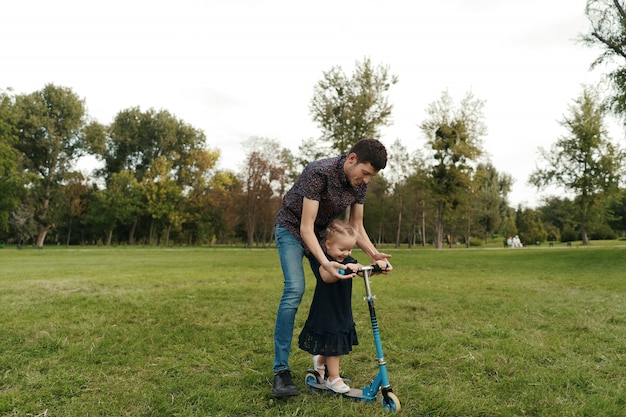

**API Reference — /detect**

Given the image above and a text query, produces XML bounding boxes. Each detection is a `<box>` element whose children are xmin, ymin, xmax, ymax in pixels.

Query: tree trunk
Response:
<box><xmin>66</xmin><ymin>218</ymin><xmax>72</xmax><ymax>246</ymax></box>
<box><xmin>149</xmin><ymin>219</ymin><xmax>156</xmax><ymax>245</ymax></box>
<box><xmin>421</xmin><ymin>207</ymin><xmax>426</xmax><ymax>247</ymax></box>
<box><xmin>435</xmin><ymin>205</ymin><xmax>444</xmax><ymax>249</ymax></box>
<box><xmin>36</xmin><ymin>225</ymin><xmax>50</xmax><ymax>248</ymax></box>
<box><xmin>165</xmin><ymin>224</ymin><xmax>171</xmax><ymax>246</ymax></box>
<box><xmin>106</xmin><ymin>229</ymin><xmax>113</xmax><ymax>246</ymax></box>
<box><xmin>395</xmin><ymin>195</ymin><xmax>402</xmax><ymax>249</ymax></box>
<box><xmin>129</xmin><ymin>216</ymin><xmax>138</xmax><ymax>245</ymax></box>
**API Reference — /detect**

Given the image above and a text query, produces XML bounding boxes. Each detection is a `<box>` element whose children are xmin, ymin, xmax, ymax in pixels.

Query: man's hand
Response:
<box><xmin>371</xmin><ymin>252</ymin><xmax>392</xmax><ymax>273</ymax></box>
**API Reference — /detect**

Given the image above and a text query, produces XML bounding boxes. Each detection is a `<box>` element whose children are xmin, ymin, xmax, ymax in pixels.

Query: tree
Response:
<box><xmin>100</xmin><ymin>107</ymin><xmax>219</xmax><ymax>244</ymax></box>
<box><xmin>61</xmin><ymin>172</ymin><xmax>90</xmax><ymax>245</ymax></box>
<box><xmin>538</xmin><ymin>196</ymin><xmax>577</xmax><ymax>242</ymax></box>
<box><xmin>420</xmin><ymin>90</ymin><xmax>486</xmax><ymax>248</ymax></box>
<box><xmin>529</xmin><ymin>87</ymin><xmax>625</xmax><ymax>245</ymax></box>
<box><xmin>92</xmin><ymin>170</ymin><xmax>143</xmax><ymax>245</ymax></box>
<box><xmin>142</xmin><ymin>156</ymin><xmax>182</xmax><ymax>245</ymax></box>
<box><xmin>386</xmin><ymin>139</ymin><xmax>411</xmax><ymax>247</ymax></box>
<box><xmin>13</xmin><ymin>84</ymin><xmax>88</xmax><ymax>247</ymax></box>
<box><xmin>183</xmin><ymin>169</ymin><xmax>241</xmax><ymax>245</ymax></box>
<box><xmin>581</xmin><ymin>0</ymin><xmax>626</xmax><ymax>115</ymax></box>
<box><xmin>240</xmin><ymin>137</ymin><xmax>293</xmax><ymax>247</ymax></box>
<box><xmin>472</xmin><ymin>163</ymin><xmax>512</xmax><ymax>243</ymax></box>
<box><xmin>404</xmin><ymin>152</ymin><xmax>431</xmax><ymax>247</ymax></box>
<box><xmin>0</xmin><ymin>89</ymin><xmax>28</xmax><ymax>234</ymax></box>
<box><xmin>296</xmin><ymin>137</ymin><xmax>331</xmax><ymax>171</ymax></box>
<box><xmin>515</xmin><ymin>206</ymin><xmax>547</xmax><ymax>246</ymax></box>
<box><xmin>310</xmin><ymin>57</ymin><xmax>398</xmax><ymax>153</ymax></box>
<box><xmin>607</xmin><ymin>188</ymin><xmax>626</xmax><ymax>235</ymax></box>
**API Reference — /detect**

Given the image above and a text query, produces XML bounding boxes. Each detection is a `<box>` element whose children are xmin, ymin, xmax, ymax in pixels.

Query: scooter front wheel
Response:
<box><xmin>382</xmin><ymin>392</ymin><xmax>401</xmax><ymax>412</ymax></box>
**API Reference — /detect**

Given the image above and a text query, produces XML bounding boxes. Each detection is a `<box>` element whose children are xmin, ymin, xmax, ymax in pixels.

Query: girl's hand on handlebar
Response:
<box><xmin>323</xmin><ymin>261</ymin><xmax>355</xmax><ymax>280</ymax></box>
<box><xmin>372</xmin><ymin>259</ymin><xmax>392</xmax><ymax>274</ymax></box>
<box><xmin>338</xmin><ymin>263</ymin><xmax>361</xmax><ymax>278</ymax></box>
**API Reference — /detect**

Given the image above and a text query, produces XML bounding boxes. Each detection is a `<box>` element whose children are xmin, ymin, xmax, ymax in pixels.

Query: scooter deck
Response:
<box><xmin>306</xmin><ymin>381</ymin><xmax>364</xmax><ymax>398</ymax></box>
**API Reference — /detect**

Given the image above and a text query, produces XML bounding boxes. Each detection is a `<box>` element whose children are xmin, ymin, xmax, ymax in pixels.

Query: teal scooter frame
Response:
<box><xmin>304</xmin><ymin>265</ymin><xmax>401</xmax><ymax>412</ymax></box>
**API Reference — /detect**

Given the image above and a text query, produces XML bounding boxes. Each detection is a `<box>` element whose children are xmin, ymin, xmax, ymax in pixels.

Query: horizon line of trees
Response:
<box><xmin>3</xmin><ymin>1</ymin><xmax>626</xmax><ymax>248</ymax></box>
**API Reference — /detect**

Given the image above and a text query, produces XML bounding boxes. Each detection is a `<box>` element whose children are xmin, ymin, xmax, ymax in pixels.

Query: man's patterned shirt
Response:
<box><xmin>275</xmin><ymin>155</ymin><xmax>368</xmax><ymax>249</ymax></box>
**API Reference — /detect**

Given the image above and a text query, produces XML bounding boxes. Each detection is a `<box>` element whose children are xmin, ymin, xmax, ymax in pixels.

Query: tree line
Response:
<box><xmin>2</xmin><ymin>1</ymin><xmax>626</xmax><ymax>248</ymax></box>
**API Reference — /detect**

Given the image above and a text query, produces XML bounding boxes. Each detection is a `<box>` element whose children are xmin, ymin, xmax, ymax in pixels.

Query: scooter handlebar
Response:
<box><xmin>338</xmin><ymin>264</ymin><xmax>386</xmax><ymax>275</ymax></box>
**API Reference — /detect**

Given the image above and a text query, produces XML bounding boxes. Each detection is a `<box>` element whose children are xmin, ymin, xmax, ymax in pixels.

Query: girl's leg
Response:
<box><xmin>314</xmin><ymin>355</ymin><xmax>326</xmax><ymax>378</ymax></box>
<box><xmin>325</xmin><ymin>356</ymin><xmax>340</xmax><ymax>381</ymax></box>
<box><xmin>325</xmin><ymin>356</ymin><xmax>350</xmax><ymax>393</ymax></box>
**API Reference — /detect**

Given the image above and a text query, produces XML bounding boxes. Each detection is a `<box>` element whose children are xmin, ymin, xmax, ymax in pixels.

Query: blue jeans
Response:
<box><xmin>273</xmin><ymin>224</ymin><xmax>306</xmax><ymax>373</ymax></box>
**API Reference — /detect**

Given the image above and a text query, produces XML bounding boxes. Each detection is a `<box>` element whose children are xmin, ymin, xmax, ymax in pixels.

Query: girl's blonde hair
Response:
<box><xmin>325</xmin><ymin>219</ymin><xmax>356</xmax><ymax>242</ymax></box>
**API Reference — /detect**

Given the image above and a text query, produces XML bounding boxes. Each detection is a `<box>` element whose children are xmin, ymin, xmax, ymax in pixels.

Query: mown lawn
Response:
<box><xmin>0</xmin><ymin>244</ymin><xmax>625</xmax><ymax>416</ymax></box>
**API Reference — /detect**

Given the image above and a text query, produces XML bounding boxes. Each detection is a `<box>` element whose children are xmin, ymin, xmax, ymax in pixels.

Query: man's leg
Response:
<box><xmin>272</xmin><ymin>225</ymin><xmax>305</xmax><ymax>397</ymax></box>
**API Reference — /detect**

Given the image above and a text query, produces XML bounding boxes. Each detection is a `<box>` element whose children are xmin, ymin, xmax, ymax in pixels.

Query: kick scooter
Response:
<box><xmin>304</xmin><ymin>264</ymin><xmax>401</xmax><ymax>412</ymax></box>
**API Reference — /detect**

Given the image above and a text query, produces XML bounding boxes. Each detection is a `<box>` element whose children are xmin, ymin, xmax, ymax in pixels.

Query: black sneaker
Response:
<box><xmin>272</xmin><ymin>370</ymin><xmax>299</xmax><ymax>397</ymax></box>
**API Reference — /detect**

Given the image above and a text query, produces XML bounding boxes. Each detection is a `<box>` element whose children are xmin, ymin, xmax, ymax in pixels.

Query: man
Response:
<box><xmin>272</xmin><ymin>138</ymin><xmax>392</xmax><ymax>397</ymax></box>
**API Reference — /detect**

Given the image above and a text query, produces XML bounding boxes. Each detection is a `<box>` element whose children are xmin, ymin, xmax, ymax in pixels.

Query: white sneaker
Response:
<box><xmin>326</xmin><ymin>376</ymin><xmax>350</xmax><ymax>393</ymax></box>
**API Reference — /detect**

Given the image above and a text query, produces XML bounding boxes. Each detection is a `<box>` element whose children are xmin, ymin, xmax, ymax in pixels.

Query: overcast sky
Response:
<box><xmin>2</xmin><ymin>0</ymin><xmax>619</xmax><ymax>207</ymax></box>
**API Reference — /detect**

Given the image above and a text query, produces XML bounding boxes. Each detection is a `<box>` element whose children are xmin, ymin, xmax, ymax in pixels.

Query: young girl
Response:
<box><xmin>298</xmin><ymin>219</ymin><xmax>389</xmax><ymax>393</ymax></box>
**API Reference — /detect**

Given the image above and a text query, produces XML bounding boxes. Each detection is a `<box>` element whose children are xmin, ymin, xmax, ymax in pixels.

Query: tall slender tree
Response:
<box><xmin>0</xmin><ymin>90</ymin><xmax>28</xmax><ymax>234</ymax></box>
<box><xmin>529</xmin><ymin>87</ymin><xmax>624</xmax><ymax>244</ymax></box>
<box><xmin>420</xmin><ymin>90</ymin><xmax>486</xmax><ymax>248</ymax></box>
<box><xmin>13</xmin><ymin>84</ymin><xmax>88</xmax><ymax>247</ymax></box>
<box><xmin>240</xmin><ymin>137</ymin><xmax>293</xmax><ymax>247</ymax></box>
<box><xmin>310</xmin><ymin>57</ymin><xmax>398</xmax><ymax>153</ymax></box>
<box><xmin>581</xmin><ymin>0</ymin><xmax>626</xmax><ymax>115</ymax></box>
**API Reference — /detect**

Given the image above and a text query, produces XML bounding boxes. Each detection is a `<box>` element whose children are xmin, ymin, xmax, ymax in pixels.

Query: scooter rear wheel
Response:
<box><xmin>305</xmin><ymin>371</ymin><xmax>323</xmax><ymax>390</ymax></box>
<box><xmin>382</xmin><ymin>392</ymin><xmax>401</xmax><ymax>412</ymax></box>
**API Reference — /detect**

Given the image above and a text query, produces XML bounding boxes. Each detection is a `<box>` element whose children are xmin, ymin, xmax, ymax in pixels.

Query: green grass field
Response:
<box><xmin>0</xmin><ymin>244</ymin><xmax>625</xmax><ymax>416</ymax></box>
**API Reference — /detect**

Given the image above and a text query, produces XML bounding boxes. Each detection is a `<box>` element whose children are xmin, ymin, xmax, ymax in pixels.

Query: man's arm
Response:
<box><xmin>349</xmin><ymin>203</ymin><xmax>392</xmax><ymax>266</ymax></box>
<box><xmin>301</xmin><ymin>197</ymin><xmax>353</xmax><ymax>279</ymax></box>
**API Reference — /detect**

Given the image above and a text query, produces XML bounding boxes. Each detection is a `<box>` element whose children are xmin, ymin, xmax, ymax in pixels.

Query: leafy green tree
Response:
<box><xmin>420</xmin><ymin>90</ymin><xmax>486</xmax><ymax>248</ymax></box>
<box><xmin>404</xmin><ymin>153</ymin><xmax>432</xmax><ymax>247</ymax></box>
<box><xmin>240</xmin><ymin>137</ymin><xmax>293</xmax><ymax>247</ymax></box>
<box><xmin>581</xmin><ymin>0</ymin><xmax>626</xmax><ymax>115</ymax></box>
<box><xmin>9</xmin><ymin>203</ymin><xmax>38</xmax><ymax>245</ymax></box>
<box><xmin>472</xmin><ymin>163</ymin><xmax>512</xmax><ymax>243</ymax></box>
<box><xmin>183</xmin><ymin>169</ymin><xmax>241</xmax><ymax>245</ymax></box>
<box><xmin>0</xmin><ymin>90</ymin><xmax>28</xmax><ymax>234</ymax></box>
<box><xmin>538</xmin><ymin>196</ymin><xmax>577</xmax><ymax>241</ymax></box>
<box><xmin>310</xmin><ymin>57</ymin><xmax>398</xmax><ymax>153</ymax></box>
<box><xmin>142</xmin><ymin>156</ymin><xmax>183</xmax><ymax>246</ymax></box>
<box><xmin>60</xmin><ymin>172</ymin><xmax>90</xmax><ymax>245</ymax></box>
<box><xmin>296</xmin><ymin>138</ymin><xmax>331</xmax><ymax>171</ymax></box>
<box><xmin>500</xmin><ymin>213</ymin><xmax>517</xmax><ymax>245</ymax></box>
<box><xmin>607</xmin><ymin>188</ymin><xmax>626</xmax><ymax>235</ymax></box>
<box><xmin>88</xmin><ymin>170</ymin><xmax>143</xmax><ymax>245</ymax></box>
<box><xmin>363</xmin><ymin>175</ymin><xmax>391</xmax><ymax>246</ymax></box>
<box><xmin>13</xmin><ymin>84</ymin><xmax>88</xmax><ymax>247</ymax></box>
<box><xmin>101</xmin><ymin>107</ymin><xmax>219</xmax><ymax>244</ymax></box>
<box><xmin>529</xmin><ymin>87</ymin><xmax>625</xmax><ymax>245</ymax></box>
<box><xmin>385</xmin><ymin>140</ymin><xmax>411</xmax><ymax>247</ymax></box>
<box><xmin>515</xmin><ymin>206</ymin><xmax>547</xmax><ymax>246</ymax></box>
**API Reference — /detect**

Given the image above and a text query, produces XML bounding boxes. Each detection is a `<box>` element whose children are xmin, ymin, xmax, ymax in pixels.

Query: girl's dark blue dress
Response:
<box><xmin>298</xmin><ymin>255</ymin><xmax>359</xmax><ymax>356</ymax></box>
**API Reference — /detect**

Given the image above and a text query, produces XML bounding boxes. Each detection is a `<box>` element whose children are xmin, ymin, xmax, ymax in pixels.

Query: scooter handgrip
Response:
<box><xmin>339</xmin><ymin>267</ymin><xmax>354</xmax><ymax>275</ymax></box>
